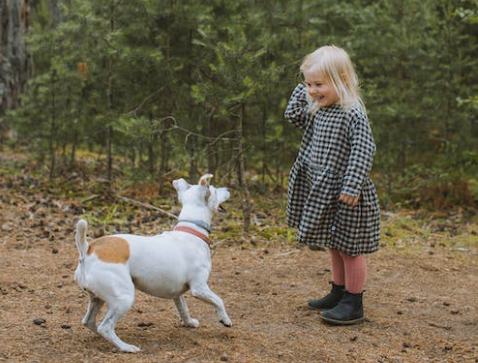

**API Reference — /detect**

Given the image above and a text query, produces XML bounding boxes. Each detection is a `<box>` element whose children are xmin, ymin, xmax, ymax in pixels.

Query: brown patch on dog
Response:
<box><xmin>87</xmin><ymin>236</ymin><xmax>130</xmax><ymax>264</ymax></box>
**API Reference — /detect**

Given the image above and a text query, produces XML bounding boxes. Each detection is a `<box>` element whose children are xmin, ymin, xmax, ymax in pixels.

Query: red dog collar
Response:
<box><xmin>173</xmin><ymin>226</ymin><xmax>211</xmax><ymax>246</ymax></box>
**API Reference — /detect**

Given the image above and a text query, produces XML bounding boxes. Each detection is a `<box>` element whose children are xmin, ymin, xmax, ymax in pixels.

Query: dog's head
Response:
<box><xmin>172</xmin><ymin>174</ymin><xmax>230</xmax><ymax>214</ymax></box>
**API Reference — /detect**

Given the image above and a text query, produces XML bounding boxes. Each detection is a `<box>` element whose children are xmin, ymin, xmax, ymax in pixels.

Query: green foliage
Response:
<box><xmin>6</xmin><ymin>0</ymin><xmax>477</xmax><ymax>208</ymax></box>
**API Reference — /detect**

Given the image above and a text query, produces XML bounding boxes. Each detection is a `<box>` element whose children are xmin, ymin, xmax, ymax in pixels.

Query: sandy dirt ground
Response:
<box><xmin>0</xmin><ymin>161</ymin><xmax>476</xmax><ymax>363</ymax></box>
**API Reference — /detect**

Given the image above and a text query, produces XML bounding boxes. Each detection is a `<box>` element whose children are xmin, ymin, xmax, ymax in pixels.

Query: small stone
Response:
<box><xmin>406</xmin><ymin>297</ymin><xmax>417</xmax><ymax>303</ymax></box>
<box><xmin>34</xmin><ymin>318</ymin><xmax>46</xmax><ymax>326</ymax></box>
<box><xmin>138</xmin><ymin>322</ymin><xmax>154</xmax><ymax>328</ymax></box>
<box><xmin>450</xmin><ymin>310</ymin><xmax>459</xmax><ymax>315</ymax></box>
<box><xmin>350</xmin><ymin>336</ymin><xmax>358</xmax><ymax>342</ymax></box>
<box><xmin>52</xmin><ymin>248</ymin><xmax>59</xmax><ymax>254</ymax></box>
<box><xmin>1</xmin><ymin>223</ymin><xmax>13</xmax><ymax>232</ymax></box>
<box><xmin>61</xmin><ymin>324</ymin><xmax>71</xmax><ymax>329</ymax></box>
<box><xmin>220</xmin><ymin>354</ymin><xmax>229</xmax><ymax>361</ymax></box>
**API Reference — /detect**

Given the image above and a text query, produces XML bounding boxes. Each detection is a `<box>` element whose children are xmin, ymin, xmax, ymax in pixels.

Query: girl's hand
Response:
<box><xmin>339</xmin><ymin>193</ymin><xmax>359</xmax><ymax>207</ymax></box>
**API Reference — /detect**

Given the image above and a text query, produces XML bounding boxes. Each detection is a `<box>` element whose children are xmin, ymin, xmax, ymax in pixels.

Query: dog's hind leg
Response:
<box><xmin>96</xmin><ymin>277</ymin><xmax>140</xmax><ymax>353</ymax></box>
<box><xmin>82</xmin><ymin>291</ymin><xmax>104</xmax><ymax>333</ymax></box>
<box><xmin>190</xmin><ymin>284</ymin><xmax>232</xmax><ymax>327</ymax></box>
<box><xmin>173</xmin><ymin>295</ymin><xmax>199</xmax><ymax>328</ymax></box>
<box><xmin>97</xmin><ymin>294</ymin><xmax>139</xmax><ymax>353</ymax></box>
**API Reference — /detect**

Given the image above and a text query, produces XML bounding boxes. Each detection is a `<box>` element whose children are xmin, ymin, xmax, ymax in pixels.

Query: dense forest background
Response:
<box><xmin>1</xmin><ymin>0</ymin><xmax>477</xmax><ymax>213</ymax></box>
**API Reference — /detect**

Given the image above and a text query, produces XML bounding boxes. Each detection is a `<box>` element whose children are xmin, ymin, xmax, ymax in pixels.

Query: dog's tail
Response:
<box><xmin>75</xmin><ymin>219</ymin><xmax>89</xmax><ymax>259</ymax></box>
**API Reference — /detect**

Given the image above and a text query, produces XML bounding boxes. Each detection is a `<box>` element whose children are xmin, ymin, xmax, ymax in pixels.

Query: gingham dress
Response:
<box><xmin>285</xmin><ymin>83</ymin><xmax>380</xmax><ymax>256</ymax></box>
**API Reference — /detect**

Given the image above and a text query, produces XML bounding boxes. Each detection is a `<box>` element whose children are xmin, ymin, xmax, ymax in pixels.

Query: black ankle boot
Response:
<box><xmin>320</xmin><ymin>290</ymin><xmax>364</xmax><ymax>325</ymax></box>
<box><xmin>307</xmin><ymin>282</ymin><xmax>344</xmax><ymax>310</ymax></box>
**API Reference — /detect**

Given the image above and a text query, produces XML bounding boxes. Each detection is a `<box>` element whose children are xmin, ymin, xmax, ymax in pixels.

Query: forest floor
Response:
<box><xmin>0</xmin><ymin>151</ymin><xmax>476</xmax><ymax>363</ymax></box>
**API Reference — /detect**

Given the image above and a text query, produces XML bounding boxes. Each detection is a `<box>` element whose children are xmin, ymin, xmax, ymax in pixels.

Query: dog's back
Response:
<box><xmin>74</xmin><ymin>220</ymin><xmax>212</xmax><ymax>299</ymax></box>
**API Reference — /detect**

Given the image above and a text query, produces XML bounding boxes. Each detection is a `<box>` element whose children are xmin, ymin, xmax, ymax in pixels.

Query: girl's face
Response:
<box><xmin>303</xmin><ymin>71</ymin><xmax>339</xmax><ymax>108</ymax></box>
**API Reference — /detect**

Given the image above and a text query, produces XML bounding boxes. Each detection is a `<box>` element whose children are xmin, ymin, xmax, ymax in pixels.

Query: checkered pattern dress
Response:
<box><xmin>285</xmin><ymin>83</ymin><xmax>380</xmax><ymax>256</ymax></box>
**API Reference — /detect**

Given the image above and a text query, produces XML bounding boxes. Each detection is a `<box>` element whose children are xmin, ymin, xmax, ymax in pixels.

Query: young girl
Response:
<box><xmin>285</xmin><ymin>45</ymin><xmax>380</xmax><ymax>325</ymax></box>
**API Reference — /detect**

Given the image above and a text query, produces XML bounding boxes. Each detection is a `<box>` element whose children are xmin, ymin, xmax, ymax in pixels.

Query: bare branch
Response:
<box><xmin>125</xmin><ymin>87</ymin><xmax>166</xmax><ymax>116</ymax></box>
<box><xmin>118</xmin><ymin>195</ymin><xmax>178</xmax><ymax>220</ymax></box>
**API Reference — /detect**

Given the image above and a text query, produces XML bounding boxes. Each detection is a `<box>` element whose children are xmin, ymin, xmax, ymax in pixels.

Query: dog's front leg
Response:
<box><xmin>173</xmin><ymin>295</ymin><xmax>199</xmax><ymax>328</ymax></box>
<box><xmin>190</xmin><ymin>284</ymin><xmax>232</xmax><ymax>327</ymax></box>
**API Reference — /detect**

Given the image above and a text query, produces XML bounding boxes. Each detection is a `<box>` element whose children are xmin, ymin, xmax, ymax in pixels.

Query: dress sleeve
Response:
<box><xmin>284</xmin><ymin>83</ymin><xmax>310</xmax><ymax>131</ymax></box>
<box><xmin>341</xmin><ymin>109</ymin><xmax>376</xmax><ymax>197</ymax></box>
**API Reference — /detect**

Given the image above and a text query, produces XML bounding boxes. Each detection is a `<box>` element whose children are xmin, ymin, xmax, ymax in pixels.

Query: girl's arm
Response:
<box><xmin>341</xmin><ymin>110</ymin><xmax>376</xmax><ymax>198</ymax></box>
<box><xmin>284</xmin><ymin>83</ymin><xmax>311</xmax><ymax>131</ymax></box>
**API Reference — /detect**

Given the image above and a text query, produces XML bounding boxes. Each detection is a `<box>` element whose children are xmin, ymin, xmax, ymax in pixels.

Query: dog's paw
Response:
<box><xmin>82</xmin><ymin>321</ymin><xmax>98</xmax><ymax>334</ymax></box>
<box><xmin>119</xmin><ymin>344</ymin><xmax>141</xmax><ymax>353</ymax></box>
<box><xmin>220</xmin><ymin>318</ymin><xmax>232</xmax><ymax>327</ymax></box>
<box><xmin>184</xmin><ymin>318</ymin><xmax>200</xmax><ymax>328</ymax></box>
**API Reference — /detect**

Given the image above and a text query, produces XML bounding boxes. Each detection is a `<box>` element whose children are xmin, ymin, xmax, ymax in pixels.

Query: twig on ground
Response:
<box><xmin>429</xmin><ymin>322</ymin><xmax>452</xmax><ymax>330</ymax></box>
<box><xmin>119</xmin><ymin>195</ymin><xmax>178</xmax><ymax>220</ymax></box>
<box><xmin>211</xmin><ymin>239</ymin><xmax>228</xmax><ymax>248</ymax></box>
<box><xmin>273</xmin><ymin>250</ymin><xmax>301</xmax><ymax>259</ymax></box>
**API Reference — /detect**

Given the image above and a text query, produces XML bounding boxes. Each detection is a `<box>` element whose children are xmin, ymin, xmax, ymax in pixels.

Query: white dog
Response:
<box><xmin>74</xmin><ymin>174</ymin><xmax>231</xmax><ymax>353</ymax></box>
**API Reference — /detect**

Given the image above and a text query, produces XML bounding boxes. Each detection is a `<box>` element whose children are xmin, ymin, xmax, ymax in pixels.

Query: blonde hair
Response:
<box><xmin>300</xmin><ymin>45</ymin><xmax>364</xmax><ymax>113</ymax></box>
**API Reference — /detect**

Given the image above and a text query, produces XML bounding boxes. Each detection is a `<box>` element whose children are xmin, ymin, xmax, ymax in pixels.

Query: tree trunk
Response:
<box><xmin>260</xmin><ymin>102</ymin><xmax>267</xmax><ymax>193</ymax></box>
<box><xmin>0</xmin><ymin>0</ymin><xmax>32</xmax><ymax>145</ymax></box>
<box><xmin>235</xmin><ymin>103</ymin><xmax>251</xmax><ymax>233</ymax></box>
<box><xmin>206</xmin><ymin>107</ymin><xmax>217</xmax><ymax>177</ymax></box>
<box><xmin>48</xmin><ymin>69</ymin><xmax>57</xmax><ymax>179</ymax></box>
<box><xmin>0</xmin><ymin>0</ymin><xmax>31</xmax><ymax>113</ymax></box>
<box><xmin>158</xmin><ymin>129</ymin><xmax>167</xmax><ymax>195</ymax></box>
<box><xmin>158</xmin><ymin>0</ymin><xmax>174</xmax><ymax>195</ymax></box>
<box><xmin>106</xmin><ymin>0</ymin><xmax>117</xmax><ymax>184</ymax></box>
<box><xmin>69</xmin><ymin>131</ymin><xmax>78</xmax><ymax>168</ymax></box>
<box><xmin>147</xmin><ymin>111</ymin><xmax>156</xmax><ymax>175</ymax></box>
<box><xmin>188</xmin><ymin>134</ymin><xmax>198</xmax><ymax>182</ymax></box>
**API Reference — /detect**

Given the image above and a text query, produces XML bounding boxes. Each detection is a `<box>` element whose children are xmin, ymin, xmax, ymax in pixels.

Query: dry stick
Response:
<box><xmin>119</xmin><ymin>195</ymin><xmax>178</xmax><ymax>220</ymax></box>
<box><xmin>428</xmin><ymin>322</ymin><xmax>452</xmax><ymax>330</ymax></box>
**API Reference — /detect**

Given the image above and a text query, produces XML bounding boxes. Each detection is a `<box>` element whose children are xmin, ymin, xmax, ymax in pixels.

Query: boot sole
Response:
<box><xmin>307</xmin><ymin>304</ymin><xmax>336</xmax><ymax>311</ymax></box>
<box><xmin>320</xmin><ymin>315</ymin><xmax>365</xmax><ymax>325</ymax></box>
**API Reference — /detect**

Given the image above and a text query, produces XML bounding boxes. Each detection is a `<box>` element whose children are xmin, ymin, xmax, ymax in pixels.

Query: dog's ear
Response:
<box><xmin>199</xmin><ymin>174</ymin><xmax>213</xmax><ymax>188</ymax></box>
<box><xmin>199</xmin><ymin>174</ymin><xmax>213</xmax><ymax>201</ymax></box>
<box><xmin>172</xmin><ymin>178</ymin><xmax>191</xmax><ymax>193</ymax></box>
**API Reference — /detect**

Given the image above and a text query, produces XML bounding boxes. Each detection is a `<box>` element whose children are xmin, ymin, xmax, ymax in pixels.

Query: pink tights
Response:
<box><xmin>330</xmin><ymin>249</ymin><xmax>366</xmax><ymax>294</ymax></box>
